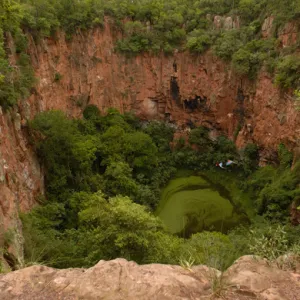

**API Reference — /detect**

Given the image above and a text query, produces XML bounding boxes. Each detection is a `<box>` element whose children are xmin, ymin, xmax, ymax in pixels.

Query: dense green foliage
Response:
<box><xmin>275</xmin><ymin>55</ymin><xmax>300</xmax><ymax>88</ymax></box>
<box><xmin>241</xmin><ymin>145</ymin><xmax>300</xmax><ymax>222</ymax></box>
<box><xmin>1</xmin><ymin>0</ymin><xmax>300</xmax><ymax>108</ymax></box>
<box><xmin>28</xmin><ymin>108</ymin><xmax>244</xmax><ymax>209</ymax></box>
<box><xmin>20</xmin><ymin>108</ymin><xmax>300</xmax><ymax>270</ymax></box>
<box><xmin>0</xmin><ymin>1</ymin><xmax>35</xmax><ymax>109</ymax></box>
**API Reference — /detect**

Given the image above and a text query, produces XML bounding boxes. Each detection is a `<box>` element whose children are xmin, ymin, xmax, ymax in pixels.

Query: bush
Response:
<box><xmin>237</xmin><ymin>0</ymin><xmax>264</xmax><ymax>24</ymax></box>
<box><xmin>143</xmin><ymin>121</ymin><xmax>175</xmax><ymax>152</ymax></box>
<box><xmin>256</xmin><ymin>165</ymin><xmax>300</xmax><ymax>221</ymax></box>
<box><xmin>249</xmin><ymin>225</ymin><xmax>289</xmax><ymax>260</ymax></box>
<box><xmin>180</xmin><ymin>231</ymin><xmax>238</xmax><ymax>270</ymax></box>
<box><xmin>54</xmin><ymin>72</ymin><xmax>63</xmax><ymax>82</ymax></box>
<box><xmin>278</xmin><ymin>144</ymin><xmax>293</xmax><ymax>170</ymax></box>
<box><xmin>83</xmin><ymin>104</ymin><xmax>101</xmax><ymax>120</ymax></box>
<box><xmin>189</xmin><ymin>126</ymin><xmax>213</xmax><ymax>151</ymax></box>
<box><xmin>213</xmin><ymin>30</ymin><xmax>243</xmax><ymax>61</ymax></box>
<box><xmin>232</xmin><ymin>39</ymin><xmax>277</xmax><ymax>79</ymax></box>
<box><xmin>23</xmin><ymin>191</ymin><xmax>183</xmax><ymax>268</ymax></box>
<box><xmin>116</xmin><ymin>21</ymin><xmax>154</xmax><ymax>53</ymax></box>
<box><xmin>186</xmin><ymin>29</ymin><xmax>212</xmax><ymax>53</ymax></box>
<box><xmin>0</xmin><ymin>34</ymin><xmax>35</xmax><ymax>109</ymax></box>
<box><xmin>29</xmin><ymin>110</ymin><xmax>97</xmax><ymax>200</ymax></box>
<box><xmin>241</xmin><ymin>143</ymin><xmax>259</xmax><ymax>175</ymax></box>
<box><xmin>275</xmin><ymin>55</ymin><xmax>300</xmax><ymax>89</ymax></box>
<box><xmin>294</xmin><ymin>90</ymin><xmax>300</xmax><ymax>111</ymax></box>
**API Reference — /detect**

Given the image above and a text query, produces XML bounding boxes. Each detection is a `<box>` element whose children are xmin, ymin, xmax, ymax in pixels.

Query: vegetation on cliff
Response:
<box><xmin>18</xmin><ymin>108</ymin><xmax>300</xmax><ymax>270</ymax></box>
<box><xmin>1</xmin><ymin>0</ymin><xmax>300</xmax><ymax>108</ymax></box>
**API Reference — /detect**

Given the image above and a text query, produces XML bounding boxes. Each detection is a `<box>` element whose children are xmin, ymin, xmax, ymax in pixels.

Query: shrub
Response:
<box><xmin>249</xmin><ymin>225</ymin><xmax>289</xmax><ymax>260</ymax></box>
<box><xmin>241</xmin><ymin>143</ymin><xmax>259</xmax><ymax>175</ymax></box>
<box><xmin>213</xmin><ymin>30</ymin><xmax>243</xmax><ymax>61</ymax></box>
<box><xmin>14</xmin><ymin>30</ymin><xmax>28</xmax><ymax>53</ymax></box>
<box><xmin>187</xmin><ymin>29</ymin><xmax>212</xmax><ymax>53</ymax></box>
<box><xmin>143</xmin><ymin>121</ymin><xmax>175</xmax><ymax>152</ymax></box>
<box><xmin>278</xmin><ymin>144</ymin><xmax>293</xmax><ymax>170</ymax></box>
<box><xmin>189</xmin><ymin>126</ymin><xmax>213</xmax><ymax>151</ymax></box>
<box><xmin>256</xmin><ymin>163</ymin><xmax>300</xmax><ymax>221</ymax></box>
<box><xmin>232</xmin><ymin>39</ymin><xmax>277</xmax><ymax>79</ymax></box>
<box><xmin>294</xmin><ymin>90</ymin><xmax>300</xmax><ymax>111</ymax></box>
<box><xmin>83</xmin><ymin>104</ymin><xmax>101</xmax><ymax>120</ymax></box>
<box><xmin>54</xmin><ymin>72</ymin><xmax>63</xmax><ymax>82</ymax></box>
<box><xmin>180</xmin><ymin>231</ymin><xmax>237</xmax><ymax>270</ymax></box>
<box><xmin>275</xmin><ymin>55</ymin><xmax>300</xmax><ymax>89</ymax></box>
<box><xmin>238</xmin><ymin>0</ymin><xmax>264</xmax><ymax>24</ymax></box>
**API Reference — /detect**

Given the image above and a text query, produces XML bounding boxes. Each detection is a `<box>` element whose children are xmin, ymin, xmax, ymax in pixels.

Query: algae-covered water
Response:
<box><xmin>156</xmin><ymin>173</ymin><xmax>248</xmax><ymax>237</ymax></box>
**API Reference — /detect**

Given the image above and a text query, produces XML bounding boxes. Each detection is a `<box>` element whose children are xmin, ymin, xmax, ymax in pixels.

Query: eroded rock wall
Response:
<box><xmin>0</xmin><ymin>108</ymin><xmax>43</xmax><ymax>267</ymax></box>
<box><xmin>22</xmin><ymin>20</ymin><xmax>299</xmax><ymax>152</ymax></box>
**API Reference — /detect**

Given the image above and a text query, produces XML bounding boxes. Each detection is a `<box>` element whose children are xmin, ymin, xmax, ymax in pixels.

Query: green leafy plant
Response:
<box><xmin>179</xmin><ymin>254</ymin><xmax>195</xmax><ymax>271</ymax></box>
<box><xmin>208</xmin><ymin>270</ymin><xmax>231</xmax><ymax>299</ymax></box>
<box><xmin>249</xmin><ymin>225</ymin><xmax>289</xmax><ymax>261</ymax></box>
<box><xmin>186</xmin><ymin>29</ymin><xmax>212</xmax><ymax>53</ymax></box>
<box><xmin>293</xmin><ymin>90</ymin><xmax>300</xmax><ymax>111</ymax></box>
<box><xmin>54</xmin><ymin>72</ymin><xmax>63</xmax><ymax>82</ymax></box>
<box><xmin>275</xmin><ymin>55</ymin><xmax>300</xmax><ymax>88</ymax></box>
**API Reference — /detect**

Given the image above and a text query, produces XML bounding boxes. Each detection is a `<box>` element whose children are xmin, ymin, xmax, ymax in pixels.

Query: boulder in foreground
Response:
<box><xmin>0</xmin><ymin>255</ymin><xmax>300</xmax><ymax>300</ymax></box>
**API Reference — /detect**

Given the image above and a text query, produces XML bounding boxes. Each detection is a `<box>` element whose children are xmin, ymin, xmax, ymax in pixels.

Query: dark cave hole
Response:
<box><xmin>3</xmin><ymin>251</ymin><xmax>18</xmax><ymax>271</ymax></box>
<box><xmin>183</xmin><ymin>95</ymin><xmax>207</xmax><ymax>111</ymax></box>
<box><xmin>173</xmin><ymin>61</ymin><xmax>177</xmax><ymax>73</ymax></box>
<box><xmin>237</xmin><ymin>87</ymin><xmax>245</xmax><ymax>102</ymax></box>
<box><xmin>170</xmin><ymin>77</ymin><xmax>180</xmax><ymax>105</ymax></box>
<box><xmin>186</xmin><ymin>119</ymin><xmax>196</xmax><ymax>129</ymax></box>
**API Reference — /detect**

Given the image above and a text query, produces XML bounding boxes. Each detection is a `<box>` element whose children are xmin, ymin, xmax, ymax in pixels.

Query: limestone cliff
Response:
<box><xmin>0</xmin><ymin>255</ymin><xmax>300</xmax><ymax>299</ymax></box>
<box><xmin>20</xmin><ymin>23</ymin><xmax>300</xmax><ymax>149</ymax></box>
<box><xmin>0</xmin><ymin>18</ymin><xmax>300</xmax><ymax>265</ymax></box>
<box><xmin>22</xmin><ymin>18</ymin><xmax>299</xmax><ymax>153</ymax></box>
<box><xmin>0</xmin><ymin>108</ymin><xmax>43</xmax><ymax>267</ymax></box>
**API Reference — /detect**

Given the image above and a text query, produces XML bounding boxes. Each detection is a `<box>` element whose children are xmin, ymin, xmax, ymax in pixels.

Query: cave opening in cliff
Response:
<box><xmin>186</xmin><ymin>119</ymin><xmax>196</xmax><ymax>129</ymax></box>
<box><xmin>183</xmin><ymin>95</ymin><xmax>208</xmax><ymax>111</ymax></box>
<box><xmin>236</xmin><ymin>87</ymin><xmax>245</xmax><ymax>102</ymax></box>
<box><xmin>3</xmin><ymin>251</ymin><xmax>18</xmax><ymax>271</ymax></box>
<box><xmin>173</xmin><ymin>61</ymin><xmax>177</xmax><ymax>73</ymax></box>
<box><xmin>170</xmin><ymin>76</ymin><xmax>180</xmax><ymax>105</ymax></box>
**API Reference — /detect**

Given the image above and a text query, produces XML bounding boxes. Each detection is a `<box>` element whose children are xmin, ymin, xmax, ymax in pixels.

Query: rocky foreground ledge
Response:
<box><xmin>0</xmin><ymin>256</ymin><xmax>299</xmax><ymax>300</ymax></box>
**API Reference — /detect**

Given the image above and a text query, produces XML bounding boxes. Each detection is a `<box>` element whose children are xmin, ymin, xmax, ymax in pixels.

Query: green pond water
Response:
<box><xmin>156</xmin><ymin>173</ymin><xmax>248</xmax><ymax>237</ymax></box>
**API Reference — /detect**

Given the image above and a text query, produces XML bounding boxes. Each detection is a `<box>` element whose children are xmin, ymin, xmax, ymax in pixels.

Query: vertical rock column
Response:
<box><xmin>0</xmin><ymin>107</ymin><xmax>44</xmax><ymax>270</ymax></box>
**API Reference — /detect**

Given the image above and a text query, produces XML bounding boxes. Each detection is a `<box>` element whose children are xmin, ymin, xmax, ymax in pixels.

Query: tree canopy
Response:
<box><xmin>18</xmin><ymin>108</ymin><xmax>300</xmax><ymax>270</ymax></box>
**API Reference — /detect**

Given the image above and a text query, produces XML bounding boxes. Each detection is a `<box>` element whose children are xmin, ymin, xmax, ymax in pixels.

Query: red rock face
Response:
<box><xmin>261</xmin><ymin>16</ymin><xmax>298</xmax><ymax>47</ymax></box>
<box><xmin>1</xmin><ymin>19</ymin><xmax>300</xmax><ymax>257</ymax></box>
<box><xmin>23</xmin><ymin>20</ymin><xmax>299</xmax><ymax>150</ymax></box>
<box><xmin>0</xmin><ymin>108</ymin><xmax>43</xmax><ymax>263</ymax></box>
<box><xmin>262</xmin><ymin>16</ymin><xmax>275</xmax><ymax>38</ymax></box>
<box><xmin>279</xmin><ymin>21</ymin><xmax>299</xmax><ymax>47</ymax></box>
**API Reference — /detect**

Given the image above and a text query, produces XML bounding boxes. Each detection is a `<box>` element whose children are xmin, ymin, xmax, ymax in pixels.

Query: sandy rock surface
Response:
<box><xmin>0</xmin><ymin>256</ymin><xmax>299</xmax><ymax>300</ymax></box>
